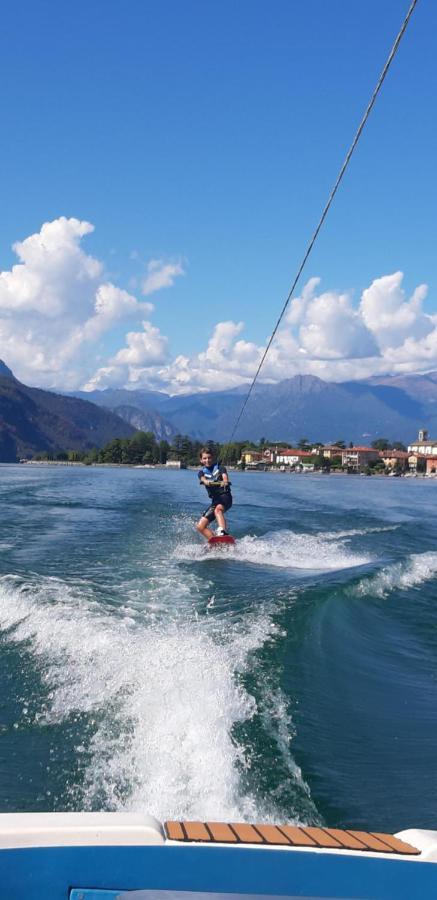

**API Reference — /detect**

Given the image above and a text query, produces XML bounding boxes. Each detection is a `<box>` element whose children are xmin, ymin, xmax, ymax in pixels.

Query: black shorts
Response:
<box><xmin>202</xmin><ymin>493</ymin><xmax>232</xmax><ymax>523</ymax></box>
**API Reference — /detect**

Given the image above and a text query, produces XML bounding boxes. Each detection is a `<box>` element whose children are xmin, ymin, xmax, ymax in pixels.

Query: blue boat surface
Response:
<box><xmin>1</xmin><ymin>811</ymin><xmax>437</xmax><ymax>899</ymax></box>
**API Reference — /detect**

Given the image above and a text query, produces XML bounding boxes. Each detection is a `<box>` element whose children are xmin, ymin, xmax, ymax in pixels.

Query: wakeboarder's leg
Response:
<box><xmin>214</xmin><ymin>504</ymin><xmax>227</xmax><ymax>534</ymax></box>
<box><xmin>196</xmin><ymin>516</ymin><xmax>214</xmax><ymax>541</ymax></box>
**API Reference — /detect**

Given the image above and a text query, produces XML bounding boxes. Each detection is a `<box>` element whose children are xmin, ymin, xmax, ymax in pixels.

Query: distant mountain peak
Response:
<box><xmin>0</xmin><ymin>360</ymin><xmax>15</xmax><ymax>379</ymax></box>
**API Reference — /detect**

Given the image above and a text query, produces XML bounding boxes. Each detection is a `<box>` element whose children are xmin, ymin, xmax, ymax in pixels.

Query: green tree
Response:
<box><xmin>158</xmin><ymin>440</ymin><xmax>170</xmax><ymax>464</ymax></box>
<box><xmin>371</xmin><ymin>438</ymin><xmax>391</xmax><ymax>450</ymax></box>
<box><xmin>178</xmin><ymin>435</ymin><xmax>194</xmax><ymax>463</ymax></box>
<box><xmin>126</xmin><ymin>431</ymin><xmax>157</xmax><ymax>464</ymax></box>
<box><xmin>100</xmin><ymin>438</ymin><xmax>127</xmax><ymax>464</ymax></box>
<box><xmin>368</xmin><ymin>458</ymin><xmax>385</xmax><ymax>471</ymax></box>
<box><xmin>308</xmin><ymin>453</ymin><xmax>324</xmax><ymax>468</ymax></box>
<box><xmin>83</xmin><ymin>447</ymin><xmax>99</xmax><ymax>465</ymax></box>
<box><xmin>220</xmin><ymin>441</ymin><xmax>246</xmax><ymax>465</ymax></box>
<box><xmin>169</xmin><ymin>434</ymin><xmax>186</xmax><ymax>458</ymax></box>
<box><xmin>169</xmin><ymin>434</ymin><xmax>199</xmax><ymax>465</ymax></box>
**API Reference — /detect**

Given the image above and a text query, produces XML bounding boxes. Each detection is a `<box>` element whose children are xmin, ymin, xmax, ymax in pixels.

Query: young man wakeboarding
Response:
<box><xmin>196</xmin><ymin>448</ymin><xmax>233</xmax><ymax>541</ymax></box>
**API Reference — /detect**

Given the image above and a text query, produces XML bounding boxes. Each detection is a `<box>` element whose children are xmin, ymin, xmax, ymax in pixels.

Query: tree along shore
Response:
<box><xmin>26</xmin><ymin>432</ymin><xmax>415</xmax><ymax>475</ymax></box>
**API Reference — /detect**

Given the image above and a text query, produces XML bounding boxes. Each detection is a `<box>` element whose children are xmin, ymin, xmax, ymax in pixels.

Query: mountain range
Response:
<box><xmin>0</xmin><ymin>362</ymin><xmax>135</xmax><ymax>462</ymax></box>
<box><xmin>72</xmin><ymin>389</ymin><xmax>176</xmax><ymax>440</ymax></box>
<box><xmin>2</xmin><ymin>358</ymin><xmax>437</xmax><ymax>462</ymax></box>
<box><xmin>74</xmin><ymin>371</ymin><xmax>437</xmax><ymax>445</ymax></box>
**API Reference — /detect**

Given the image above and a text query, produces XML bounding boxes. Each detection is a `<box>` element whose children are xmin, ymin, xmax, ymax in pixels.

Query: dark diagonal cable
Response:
<box><xmin>226</xmin><ymin>0</ymin><xmax>419</xmax><ymax>448</ymax></box>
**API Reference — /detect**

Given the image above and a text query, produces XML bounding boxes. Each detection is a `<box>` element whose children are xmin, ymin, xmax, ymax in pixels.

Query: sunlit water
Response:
<box><xmin>1</xmin><ymin>464</ymin><xmax>437</xmax><ymax>831</ymax></box>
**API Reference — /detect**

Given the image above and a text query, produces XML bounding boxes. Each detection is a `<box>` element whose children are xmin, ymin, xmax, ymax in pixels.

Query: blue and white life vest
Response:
<box><xmin>201</xmin><ymin>463</ymin><xmax>221</xmax><ymax>482</ymax></box>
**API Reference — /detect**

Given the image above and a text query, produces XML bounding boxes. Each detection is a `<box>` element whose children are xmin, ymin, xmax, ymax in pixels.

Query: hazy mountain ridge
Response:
<box><xmin>73</xmin><ymin>388</ymin><xmax>171</xmax><ymax>411</ymax></box>
<box><xmin>0</xmin><ymin>361</ymin><xmax>14</xmax><ymax>379</ymax></box>
<box><xmin>2</xmin><ymin>360</ymin><xmax>436</xmax><ymax>462</ymax></box>
<box><xmin>112</xmin><ymin>405</ymin><xmax>175</xmax><ymax>440</ymax></box>
<box><xmin>0</xmin><ymin>366</ymin><xmax>136</xmax><ymax>462</ymax></box>
<box><xmin>72</xmin><ymin>389</ymin><xmax>176</xmax><ymax>439</ymax></box>
<box><xmin>80</xmin><ymin>372</ymin><xmax>436</xmax><ymax>444</ymax></box>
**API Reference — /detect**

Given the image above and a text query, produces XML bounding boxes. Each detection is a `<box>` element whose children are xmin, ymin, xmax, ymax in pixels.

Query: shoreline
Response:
<box><xmin>5</xmin><ymin>460</ymin><xmax>432</xmax><ymax>479</ymax></box>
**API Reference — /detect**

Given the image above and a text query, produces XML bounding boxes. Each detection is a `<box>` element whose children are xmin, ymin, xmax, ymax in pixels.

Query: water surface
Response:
<box><xmin>1</xmin><ymin>464</ymin><xmax>436</xmax><ymax>831</ymax></box>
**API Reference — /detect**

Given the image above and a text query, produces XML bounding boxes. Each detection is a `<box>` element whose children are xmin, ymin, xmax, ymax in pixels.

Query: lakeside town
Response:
<box><xmin>19</xmin><ymin>428</ymin><xmax>437</xmax><ymax>477</ymax></box>
<box><xmin>238</xmin><ymin>429</ymin><xmax>437</xmax><ymax>476</ymax></box>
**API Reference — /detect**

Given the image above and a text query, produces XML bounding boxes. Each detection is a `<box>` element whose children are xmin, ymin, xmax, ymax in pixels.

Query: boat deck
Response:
<box><xmin>0</xmin><ymin>812</ymin><xmax>436</xmax><ymax>899</ymax></box>
<box><xmin>165</xmin><ymin>820</ymin><xmax>420</xmax><ymax>854</ymax></box>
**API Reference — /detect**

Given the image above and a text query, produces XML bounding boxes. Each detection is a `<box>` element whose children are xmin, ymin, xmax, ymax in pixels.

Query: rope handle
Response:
<box><xmin>202</xmin><ymin>480</ymin><xmax>231</xmax><ymax>487</ymax></box>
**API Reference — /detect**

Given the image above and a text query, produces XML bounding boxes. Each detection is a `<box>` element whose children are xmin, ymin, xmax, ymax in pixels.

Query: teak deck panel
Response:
<box><xmin>164</xmin><ymin>821</ymin><xmax>420</xmax><ymax>856</ymax></box>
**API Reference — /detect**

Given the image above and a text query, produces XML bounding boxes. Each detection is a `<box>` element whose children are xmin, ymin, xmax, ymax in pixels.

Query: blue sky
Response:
<box><xmin>1</xmin><ymin>0</ymin><xmax>436</xmax><ymax>393</ymax></box>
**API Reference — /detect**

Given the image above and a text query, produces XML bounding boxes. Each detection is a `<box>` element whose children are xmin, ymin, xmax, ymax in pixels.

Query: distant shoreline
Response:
<box><xmin>6</xmin><ymin>460</ymin><xmax>432</xmax><ymax>479</ymax></box>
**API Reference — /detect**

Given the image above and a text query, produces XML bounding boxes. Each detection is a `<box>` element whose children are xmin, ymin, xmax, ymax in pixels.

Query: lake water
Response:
<box><xmin>0</xmin><ymin>464</ymin><xmax>436</xmax><ymax>832</ymax></box>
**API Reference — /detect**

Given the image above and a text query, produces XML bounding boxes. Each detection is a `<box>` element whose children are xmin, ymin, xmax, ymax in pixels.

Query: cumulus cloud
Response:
<box><xmin>0</xmin><ymin>217</ymin><xmax>101</xmax><ymax>317</ymax></box>
<box><xmin>1</xmin><ymin>216</ymin><xmax>437</xmax><ymax>397</ymax></box>
<box><xmin>0</xmin><ymin>218</ymin><xmax>168</xmax><ymax>389</ymax></box>
<box><xmin>139</xmin><ymin>271</ymin><xmax>437</xmax><ymax>393</ymax></box>
<box><xmin>113</xmin><ymin>321</ymin><xmax>169</xmax><ymax>366</ymax></box>
<box><xmin>360</xmin><ymin>271</ymin><xmax>431</xmax><ymax>349</ymax></box>
<box><xmin>163</xmin><ymin>322</ymin><xmax>262</xmax><ymax>391</ymax></box>
<box><xmin>142</xmin><ymin>258</ymin><xmax>185</xmax><ymax>296</ymax></box>
<box><xmin>298</xmin><ymin>290</ymin><xmax>378</xmax><ymax>360</ymax></box>
<box><xmin>90</xmin><ymin>321</ymin><xmax>263</xmax><ymax>394</ymax></box>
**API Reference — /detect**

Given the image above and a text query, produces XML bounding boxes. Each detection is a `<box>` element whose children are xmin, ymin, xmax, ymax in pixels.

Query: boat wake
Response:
<box><xmin>176</xmin><ymin>528</ymin><xmax>371</xmax><ymax>572</ymax></box>
<box><xmin>0</xmin><ymin>571</ymin><xmax>316</xmax><ymax>824</ymax></box>
<box><xmin>351</xmin><ymin>551</ymin><xmax>437</xmax><ymax>599</ymax></box>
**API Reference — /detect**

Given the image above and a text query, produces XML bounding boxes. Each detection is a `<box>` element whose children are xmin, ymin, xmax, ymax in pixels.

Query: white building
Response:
<box><xmin>275</xmin><ymin>449</ymin><xmax>313</xmax><ymax>466</ymax></box>
<box><xmin>408</xmin><ymin>429</ymin><xmax>437</xmax><ymax>456</ymax></box>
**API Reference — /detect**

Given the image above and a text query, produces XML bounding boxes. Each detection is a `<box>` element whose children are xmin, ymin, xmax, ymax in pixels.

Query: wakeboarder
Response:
<box><xmin>196</xmin><ymin>448</ymin><xmax>233</xmax><ymax>543</ymax></box>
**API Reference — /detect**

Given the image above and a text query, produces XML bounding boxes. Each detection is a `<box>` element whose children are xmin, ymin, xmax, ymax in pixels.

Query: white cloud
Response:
<box><xmin>173</xmin><ymin>322</ymin><xmax>262</xmax><ymax>391</ymax></box>
<box><xmin>360</xmin><ymin>272</ymin><xmax>431</xmax><ymax>350</ymax></box>
<box><xmin>1</xmin><ymin>216</ymin><xmax>436</xmax><ymax>398</ymax></box>
<box><xmin>85</xmin><ymin>318</ymin><xmax>263</xmax><ymax>394</ymax></box>
<box><xmin>146</xmin><ymin>272</ymin><xmax>436</xmax><ymax>393</ymax></box>
<box><xmin>142</xmin><ymin>259</ymin><xmax>185</xmax><ymax>296</ymax></box>
<box><xmin>83</xmin><ymin>366</ymin><xmax>123</xmax><ymax>390</ymax></box>
<box><xmin>202</xmin><ymin>321</ymin><xmax>245</xmax><ymax>363</ymax></box>
<box><xmin>0</xmin><ymin>218</ymin><xmax>171</xmax><ymax>390</ymax></box>
<box><xmin>297</xmin><ymin>291</ymin><xmax>378</xmax><ymax>360</ymax></box>
<box><xmin>95</xmin><ymin>283</ymin><xmax>153</xmax><ymax>321</ymax></box>
<box><xmin>286</xmin><ymin>276</ymin><xmax>321</xmax><ymax>326</ymax></box>
<box><xmin>113</xmin><ymin>321</ymin><xmax>169</xmax><ymax>366</ymax></box>
<box><xmin>0</xmin><ymin>217</ymin><xmax>101</xmax><ymax>317</ymax></box>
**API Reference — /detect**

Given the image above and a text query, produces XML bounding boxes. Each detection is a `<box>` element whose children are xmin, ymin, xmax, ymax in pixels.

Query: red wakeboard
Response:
<box><xmin>208</xmin><ymin>535</ymin><xmax>235</xmax><ymax>547</ymax></box>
